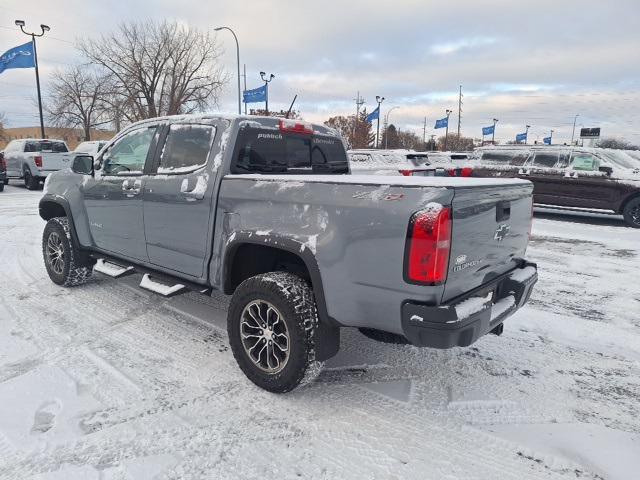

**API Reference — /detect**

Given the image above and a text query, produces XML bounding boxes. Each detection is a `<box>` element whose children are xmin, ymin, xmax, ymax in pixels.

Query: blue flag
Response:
<box><xmin>365</xmin><ymin>106</ymin><xmax>379</xmax><ymax>123</ymax></box>
<box><xmin>516</xmin><ymin>132</ymin><xmax>527</xmax><ymax>142</ymax></box>
<box><xmin>0</xmin><ymin>41</ymin><xmax>35</xmax><ymax>75</ymax></box>
<box><xmin>482</xmin><ymin>125</ymin><xmax>495</xmax><ymax>136</ymax></box>
<box><xmin>543</xmin><ymin>136</ymin><xmax>552</xmax><ymax>145</ymax></box>
<box><xmin>243</xmin><ymin>84</ymin><xmax>267</xmax><ymax>104</ymax></box>
<box><xmin>434</xmin><ymin>117</ymin><xmax>448</xmax><ymax>129</ymax></box>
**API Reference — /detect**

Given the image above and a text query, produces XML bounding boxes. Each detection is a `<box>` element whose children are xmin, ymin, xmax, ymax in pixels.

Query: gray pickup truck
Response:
<box><xmin>39</xmin><ymin>114</ymin><xmax>538</xmax><ymax>392</ymax></box>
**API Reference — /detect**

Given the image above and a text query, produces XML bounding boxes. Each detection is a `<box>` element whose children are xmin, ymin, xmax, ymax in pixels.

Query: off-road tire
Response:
<box><xmin>24</xmin><ymin>170</ymin><xmax>39</xmax><ymax>190</ymax></box>
<box><xmin>622</xmin><ymin>197</ymin><xmax>640</xmax><ymax>228</ymax></box>
<box><xmin>42</xmin><ymin>217</ymin><xmax>93</xmax><ymax>287</ymax></box>
<box><xmin>2</xmin><ymin>179</ymin><xmax>8</xmax><ymax>185</ymax></box>
<box><xmin>359</xmin><ymin>328</ymin><xmax>410</xmax><ymax>344</ymax></box>
<box><xmin>228</xmin><ymin>272</ymin><xmax>321</xmax><ymax>393</ymax></box>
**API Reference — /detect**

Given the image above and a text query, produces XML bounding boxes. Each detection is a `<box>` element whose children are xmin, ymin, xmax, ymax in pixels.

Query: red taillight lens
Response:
<box><xmin>460</xmin><ymin>167</ymin><xmax>473</xmax><ymax>177</ymax></box>
<box><xmin>398</xmin><ymin>169</ymin><xmax>414</xmax><ymax>176</ymax></box>
<box><xmin>34</xmin><ymin>156</ymin><xmax>43</xmax><ymax>168</ymax></box>
<box><xmin>405</xmin><ymin>205</ymin><xmax>452</xmax><ymax>285</ymax></box>
<box><xmin>279</xmin><ymin>119</ymin><xmax>314</xmax><ymax>135</ymax></box>
<box><xmin>0</xmin><ymin>155</ymin><xmax>5</xmax><ymax>170</ymax></box>
<box><xmin>447</xmin><ymin>168</ymin><xmax>456</xmax><ymax>177</ymax></box>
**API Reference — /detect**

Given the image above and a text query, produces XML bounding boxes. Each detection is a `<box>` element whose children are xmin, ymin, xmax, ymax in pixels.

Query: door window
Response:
<box><xmin>531</xmin><ymin>152</ymin><xmax>559</xmax><ymax>168</ymax></box>
<box><xmin>102</xmin><ymin>127</ymin><xmax>156</xmax><ymax>175</ymax></box>
<box><xmin>157</xmin><ymin>124</ymin><xmax>216</xmax><ymax>173</ymax></box>
<box><xmin>569</xmin><ymin>153</ymin><xmax>599</xmax><ymax>171</ymax></box>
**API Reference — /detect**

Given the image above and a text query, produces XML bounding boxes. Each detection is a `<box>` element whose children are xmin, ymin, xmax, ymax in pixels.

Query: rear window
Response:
<box><xmin>25</xmin><ymin>141</ymin><xmax>68</xmax><ymax>153</ymax></box>
<box><xmin>480</xmin><ymin>151</ymin><xmax>529</xmax><ymax>166</ymax></box>
<box><xmin>232</xmin><ymin>128</ymin><xmax>348</xmax><ymax>174</ymax></box>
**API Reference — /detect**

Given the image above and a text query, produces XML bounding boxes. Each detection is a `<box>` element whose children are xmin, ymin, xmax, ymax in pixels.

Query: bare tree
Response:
<box><xmin>325</xmin><ymin>111</ymin><xmax>374</xmax><ymax>149</ymax></box>
<box><xmin>79</xmin><ymin>20</ymin><xmax>227</xmax><ymax>122</ymax></box>
<box><xmin>46</xmin><ymin>66</ymin><xmax>110</xmax><ymax>140</ymax></box>
<box><xmin>0</xmin><ymin>112</ymin><xmax>6</xmax><ymax>141</ymax></box>
<box><xmin>596</xmin><ymin>137</ymin><xmax>639</xmax><ymax>150</ymax></box>
<box><xmin>436</xmin><ymin>134</ymin><xmax>475</xmax><ymax>152</ymax></box>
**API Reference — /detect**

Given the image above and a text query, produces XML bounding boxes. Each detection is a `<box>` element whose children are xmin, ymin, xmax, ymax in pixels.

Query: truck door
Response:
<box><xmin>142</xmin><ymin>122</ymin><xmax>219</xmax><ymax>279</ymax></box>
<box><xmin>83</xmin><ymin>126</ymin><xmax>158</xmax><ymax>261</ymax></box>
<box><xmin>560</xmin><ymin>152</ymin><xmax>620</xmax><ymax>210</ymax></box>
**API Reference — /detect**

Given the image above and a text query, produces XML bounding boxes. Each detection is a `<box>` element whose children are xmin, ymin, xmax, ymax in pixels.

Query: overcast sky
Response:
<box><xmin>2</xmin><ymin>0</ymin><xmax>639</xmax><ymax>144</ymax></box>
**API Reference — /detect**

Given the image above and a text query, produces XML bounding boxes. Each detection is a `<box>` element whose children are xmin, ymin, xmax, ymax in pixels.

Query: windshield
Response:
<box><xmin>232</xmin><ymin>128</ymin><xmax>348</xmax><ymax>174</ymax></box>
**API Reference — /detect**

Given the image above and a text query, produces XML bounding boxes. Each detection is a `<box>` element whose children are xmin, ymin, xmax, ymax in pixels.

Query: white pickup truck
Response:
<box><xmin>3</xmin><ymin>138</ymin><xmax>72</xmax><ymax>189</ymax></box>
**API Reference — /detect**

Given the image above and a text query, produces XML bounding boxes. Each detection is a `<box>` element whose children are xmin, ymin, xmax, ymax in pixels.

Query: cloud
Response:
<box><xmin>429</xmin><ymin>37</ymin><xmax>498</xmax><ymax>55</ymax></box>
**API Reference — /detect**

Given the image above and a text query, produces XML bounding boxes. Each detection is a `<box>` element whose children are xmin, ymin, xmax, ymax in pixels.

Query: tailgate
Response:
<box><xmin>442</xmin><ymin>182</ymin><xmax>533</xmax><ymax>303</ymax></box>
<box><xmin>40</xmin><ymin>152</ymin><xmax>72</xmax><ymax>172</ymax></box>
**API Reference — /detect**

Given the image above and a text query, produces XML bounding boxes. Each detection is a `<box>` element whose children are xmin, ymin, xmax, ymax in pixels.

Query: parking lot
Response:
<box><xmin>0</xmin><ymin>183</ymin><xmax>638</xmax><ymax>479</ymax></box>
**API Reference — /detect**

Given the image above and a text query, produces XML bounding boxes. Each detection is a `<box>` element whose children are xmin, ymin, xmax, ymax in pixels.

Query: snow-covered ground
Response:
<box><xmin>0</xmin><ymin>183</ymin><xmax>638</xmax><ymax>480</ymax></box>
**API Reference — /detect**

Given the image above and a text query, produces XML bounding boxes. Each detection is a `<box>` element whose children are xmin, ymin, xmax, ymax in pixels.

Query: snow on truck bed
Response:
<box><xmin>225</xmin><ymin>173</ymin><xmax>532</xmax><ymax>188</ymax></box>
<box><xmin>1</xmin><ymin>184</ymin><xmax>639</xmax><ymax>480</ymax></box>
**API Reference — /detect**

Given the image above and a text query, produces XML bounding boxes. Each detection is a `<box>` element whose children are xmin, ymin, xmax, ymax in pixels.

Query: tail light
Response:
<box><xmin>405</xmin><ymin>205</ymin><xmax>452</xmax><ymax>285</ymax></box>
<box><xmin>460</xmin><ymin>167</ymin><xmax>473</xmax><ymax>177</ymax></box>
<box><xmin>34</xmin><ymin>156</ymin><xmax>43</xmax><ymax>168</ymax></box>
<box><xmin>399</xmin><ymin>169</ymin><xmax>414</xmax><ymax>176</ymax></box>
<box><xmin>279</xmin><ymin>119</ymin><xmax>314</xmax><ymax>135</ymax></box>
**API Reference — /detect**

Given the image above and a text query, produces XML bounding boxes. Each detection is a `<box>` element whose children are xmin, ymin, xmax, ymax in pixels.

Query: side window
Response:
<box><xmin>157</xmin><ymin>124</ymin><xmax>216</xmax><ymax>173</ymax></box>
<box><xmin>531</xmin><ymin>152</ymin><xmax>559</xmax><ymax>168</ymax></box>
<box><xmin>102</xmin><ymin>127</ymin><xmax>156</xmax><ymax>176</ymax></box>
<box><xmin>556</xmin><ymin>153</ymin><xmax>571</xmax><ymax>169</ymax></box>
<box><xmin>569</xmin><ymin>153</ymin><xmax>599</xmax><ymax>171</ymax></box>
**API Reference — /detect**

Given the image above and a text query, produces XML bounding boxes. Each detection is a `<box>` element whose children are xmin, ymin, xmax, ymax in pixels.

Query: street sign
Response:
<box><xmin>580</xmin><ymin>127</ymin><xmax>600</xmax><ymax>138</ymax></box>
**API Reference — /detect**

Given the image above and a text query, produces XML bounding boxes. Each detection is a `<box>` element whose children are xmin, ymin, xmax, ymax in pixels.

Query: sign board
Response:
<box><xmin>580</xmin><ymin>127</ymin><xmax>600</xmax><ymax>138</ymax></box>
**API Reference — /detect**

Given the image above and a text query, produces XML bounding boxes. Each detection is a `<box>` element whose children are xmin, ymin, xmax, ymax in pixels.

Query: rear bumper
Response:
<box><xmin>401</xmin><ymin>262</ymin><xmax>537</xmax><ymax>348</ymax></box>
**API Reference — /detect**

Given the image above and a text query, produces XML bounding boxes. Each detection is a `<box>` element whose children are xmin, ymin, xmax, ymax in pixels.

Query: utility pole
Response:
<box><xmin>260</xmin><ymin>71</ymin><xmax>275</xmax><ymax>115</ymax></box>
<box><xmin>492</xmin><ymin>118</ymin><xmax>499</xmax><ymax>144</ymax></box>
<box><xmin>444</xmin><ymin>109</ymin><xmax>452</xmax><ymax>151</ymax></box>
<box><xmin>375</xmin><ymin>95</ymin><xmax>385</xmax><ymax>149</ymax></box>
<box><xmin>525</xmin><ymin>125</ymin><xmax>530</xmax><ymax>144</ymax></box>
<box><xmin>422</xmin><ymin>116</ymin><xmax>427</xmax><ymax>150</ymax></box>
<box><xmin>353</xmin><ymin>91</ymin><xmax>365</xmax><ymax>146</ymax></box>
<box><xmin>243</xmin><ymin>64</ymin><xmax>247</xmax><ymax>115</ymax></box>
<box><xmin>571</xmin><ymin>114</ymin><xmax>579</xmax><ymax>145</ymax></box>
<box><xmin>457</xmin><ymin>85</ymin><xmax>463</xmax><ymax>138</ymax></box>
<box><xmin>550</xmin><ymin>129</ymin><xmax>554</xmax><ymax>145</ymax></box>
<box><xmin>15</xmin><ymin>20</ymin><xmax>49</xmax><ymax>139</ymax></box>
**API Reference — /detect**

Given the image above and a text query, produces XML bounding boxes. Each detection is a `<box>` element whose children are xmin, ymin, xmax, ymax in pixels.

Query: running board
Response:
<box><xmin>94</xmin><ymin>258</ymin><xmax>134</xmax><ymax>278</ymax></box>
<box><xmin>139</xmin><ymin>274</ymin><xmax>186</xmax><ymax>297</ymax></box>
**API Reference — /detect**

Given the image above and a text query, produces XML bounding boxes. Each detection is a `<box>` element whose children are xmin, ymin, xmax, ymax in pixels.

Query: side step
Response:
<box><xmin>94</xmin><ymin>259</ymin><xmax>134</xmax><ymax>278</ymax></box>
<box><xmin>139</xmin><ymin>274</ymin><xmax>186</xmax><ymax>297</ymax></box>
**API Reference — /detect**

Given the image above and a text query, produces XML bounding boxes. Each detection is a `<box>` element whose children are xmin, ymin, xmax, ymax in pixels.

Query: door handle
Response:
<box><xmin>180</xmin><ymin>177</ymin><xmax>205</xmax><ymax>200</ymax></box>
<box><xmin>518</xmin><ymin>168</ymin><xmax>530</xmax><ymax>176</ymax></box>
<box><xmin>122</xmin><ymin>179</ymin><xmax>142</xmax><ymax>195</ymax></box>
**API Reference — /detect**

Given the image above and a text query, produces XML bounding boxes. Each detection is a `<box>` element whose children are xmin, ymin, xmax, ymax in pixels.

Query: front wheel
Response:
<box><xmin>622</xmin><ymin>197</ymin><xmax>640</xmax><ymax>228</ymax></box>
<box><xmin>42</xmin><ymin>217</ymin><xmax>94</xmax><ymax>287</ymax></box>
<box><xmin>227</xmin><ymin>272</ymin><xmax>321</xmax><ymax>393</ymax></box>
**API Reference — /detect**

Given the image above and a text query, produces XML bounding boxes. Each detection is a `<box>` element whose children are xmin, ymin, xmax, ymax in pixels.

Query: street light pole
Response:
<box><xmin>571</xmin><ymin>114</ymin><xmax>579</xmax><ymax>145</ymax></box>
<box><xmin>15</xmin><ymin>20</ymin><xmax>49</xmax><ymax>138</ymax></box>
<box><xmin>444</xmin><ymin>109</ymin><xmax>452</xmax><ymax>151</ymax></box>
<box><xmin>214</xmin><ymin>27</ymin><xmax>241</xmax><ymax>115</ymax></box>
<box><xmin>492</xmin><ymin>118</ymin><xmax>499</xmax><ymax>145</ymax></box>
<box><xmin>260</xmin><ymin>71</ymin><xmax>275</xmax><ymax>115</ymax></box>
<box><xmin>525</xmin><ymin>124</ymin><xmax>530</xmax><ymax>145</ymax></box>
<box><xmin>384</xmin><ymin>106</ymin><xmax>399</xmax><ymax>149</ymax></box>
<box><xmin>550</xmin><ymin>129</ymin><xmax>554</xmax><ymax>145</ymax></box>
<box><xmin>375</xmin><ymin>95</ymin><xmax>385</xmax><ymax>149</ymax></box>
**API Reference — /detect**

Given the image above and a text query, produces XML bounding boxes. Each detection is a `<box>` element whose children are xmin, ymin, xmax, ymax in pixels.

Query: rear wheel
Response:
<box><xmin>24</xmin><ymin>170</ymin><xmax>39</xmax><ymax>190</ymax></box>
<box><xmin>228</xmin><ymin>272</ymin><xmax>321</xmax><ymax>393</ymax></box>
<box><xmin>42</xmin><ymin>217</ymin><xmax>94</xmax><ymax>287</ymax></box>
<box><xmin>622</xmin><ymin>197</ymin><xmax>640</xmax><ymax>228</ymax></box>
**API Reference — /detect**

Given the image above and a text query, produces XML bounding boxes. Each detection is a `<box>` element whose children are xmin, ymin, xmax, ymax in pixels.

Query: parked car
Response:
<box><xmin>3</xmin><ymin>139</ymin><xmax>72</xmax><ymax>189</ymax></box>
<box><xmin>40</xmin><ymin>115</ymin><xmax>538</xmax><ymax>392</ymax></box>
<box><xmin>348</xmin><ymin>149</ymin><xmax>472</xmax><ymax>177</ymax></box>
<box><xmin>0</xmin><ymin>150</ymin><xmax>6</xmax><ymax>192</ymax></box>
<box><xmin>74</xmin><ymin>140</ymin><xmax>109</xmax><ymax>157</ymax></box>
<box><xmin>470</xmin><ymin>146</ymin><xmax>640</xmax><ymax>227</ymax></box>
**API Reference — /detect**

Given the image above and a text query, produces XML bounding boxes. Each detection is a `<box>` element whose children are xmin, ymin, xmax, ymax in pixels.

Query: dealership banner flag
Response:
<box><xmin>366</xmin><ymin>106</ymin><xmax>379</xmax><ymax>123</ymax></box>
<box><xmin>0</xmin><ymin>41</ymin><xmax>35</xmax><ymax>75</ymax></box>
<box><xmin>516</xmin><ymin>132</ymin><xmax>527</xmax><ymax>142</ymax></box>
<box><xmin>434</xmin><ymin>117</ymin><xmax>448</xmax><ymax>129</ymax></box>
<box><xmin>543</xmin><ymin>136</ymin><xmax>552</xmax><ymax>145</ymax></box>
<box><xmin>243</xmin><ymin>84</ymin><xmax>267</xmax><ymax>104</ymax></box>
<box><xmin>482</xmin><ymin>125</ymin><xmax>495</xmax><ymax>136</ymax></box>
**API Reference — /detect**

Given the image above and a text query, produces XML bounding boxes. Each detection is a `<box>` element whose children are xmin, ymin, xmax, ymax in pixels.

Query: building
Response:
<box><xmin>0</xmin><ymin>127</ymin><xmax>115</xmax><ymax>150</ymax></box>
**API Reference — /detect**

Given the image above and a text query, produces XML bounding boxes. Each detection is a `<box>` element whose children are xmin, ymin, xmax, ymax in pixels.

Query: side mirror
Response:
<box><xmin>598</xmin><ymin>165</ymin><xmax>613</xmax><ymax>176</ymax></box>
<box><xmin>72</xmin><ymin>155</ymin><xmax>94</xmax><ymax>176</ymax></box>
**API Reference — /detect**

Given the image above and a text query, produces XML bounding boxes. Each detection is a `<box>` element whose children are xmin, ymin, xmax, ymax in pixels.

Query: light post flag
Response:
<box><xmin>434</xmin><ymin>117</ymin><xmax>448</xmax><ymax>129</ymax></box>
<box><xmin>482</xmin><ymin>125</ymin><xmax>495</xmax><ymax>136</ymax></box>
<box><xmin>543</xmin><ymin>136</ymin><xmax>552</xmax><ymax>145</ymax></box>
<box><xmin>243</xmin><ymin>84</ymin><xmax>267</xmax><ymax>104</ymax></box>
<box><xmin>516</xmin><ymin>132</ymin><xmax>527</xmax><ymax>142</ymax></box>
<box><xmin>0</xmin><ymin>41</ymin><xmax>35</xmax><ymax>75</ymax></box>
<box><xmin>366</xmin><ymin>106</ymin><xmax>379</xmax><ymax>123</ymax></box>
